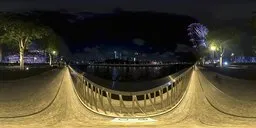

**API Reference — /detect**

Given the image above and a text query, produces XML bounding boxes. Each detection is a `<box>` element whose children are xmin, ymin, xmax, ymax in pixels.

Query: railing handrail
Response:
<box><xmin>69</xmin><ymin>65</ymin><xmax>192</xmax><ymax>96</ymax></box>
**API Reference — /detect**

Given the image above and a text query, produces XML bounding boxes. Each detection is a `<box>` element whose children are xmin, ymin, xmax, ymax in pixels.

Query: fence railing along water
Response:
<box><xmin>69</xmin><ymin>65</ymin><xmax>193</xmax><ymax>117</ymax></box>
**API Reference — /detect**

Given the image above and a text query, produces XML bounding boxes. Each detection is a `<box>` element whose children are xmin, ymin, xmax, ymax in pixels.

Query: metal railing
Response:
<box><xmin>69</xmin><ymin>66</ymin><xmax>193</xmax><ymax>117</ymax></box>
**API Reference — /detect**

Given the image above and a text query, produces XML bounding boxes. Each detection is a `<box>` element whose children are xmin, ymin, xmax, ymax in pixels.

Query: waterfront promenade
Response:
<box><xmin>1</xmin><ymin>66</ymin><xmax>256</xmax><ymax>127</ymax></box>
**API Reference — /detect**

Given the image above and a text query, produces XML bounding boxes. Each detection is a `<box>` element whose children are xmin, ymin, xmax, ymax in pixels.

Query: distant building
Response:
<box><xmin>3</xmin><ymin>51</ymin><xmax>47</xmax><ymax>64</ymax></box>
<box><xmin>2</xmin><ymin>42</ymin><xmax>48</xmax><ymax>63</ymax></box>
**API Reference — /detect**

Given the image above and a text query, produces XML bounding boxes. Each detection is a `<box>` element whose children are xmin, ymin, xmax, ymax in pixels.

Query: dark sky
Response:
<box><xmin>1</xmin><ymin>0</ymin><xmax>255</xmax><ymax>59</ymax></box>
<box><xmin>1</xmin><ymin>0</ymin><xmax>256</xmax><ymax>25</ymax></box>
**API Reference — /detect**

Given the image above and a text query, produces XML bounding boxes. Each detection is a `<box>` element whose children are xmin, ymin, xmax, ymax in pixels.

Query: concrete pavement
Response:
<box><xmin>199</xmin><ymin>67</ymin><xmax>256</xmax><ymax>101</ymax></box>
<box><xmin>0</xmin><ymin>68</ymin><xmax>64</xmax><ymax>117</ymax></box>
<box><xmin>0</xmin><ymin>67</ymin><xmax>256</xmax><ymax>127</ymax></box>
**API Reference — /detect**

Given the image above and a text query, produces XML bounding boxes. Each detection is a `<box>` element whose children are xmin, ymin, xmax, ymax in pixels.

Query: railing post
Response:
<box><xmin>144</xmin><ymin>94</ymin><xmax>147</xmax><ymax>111</ymax></box>
<box><xmin>106</xmin><ymin>92</ymin><xmax>113</xmax><ymax>113</ymax></box>
<box><xmin>132</xmin><ymin>95</ymin><xmax>135</xmax><ymax>115</ymax></box>
<box><xmin>166</xmin><ymin>86</ymin><xmax>169</xmax><ymax>106</ymax></box>
<box><xmin>159</xmin><ymin>89</ymin><xmax>163</xmax><ymax>108</ymax></box>
<box><xmin>119</xmin><ymin>94</ymin><xmax>122</xmax><ymax>114</ymax></box>
<box><xmin>94</xmin><ymin>86</ymin><xmax>98</xmax><ymax>112</ymax></box>
<box><xmin>176</xmin><ymin>79</ymin><xmax>179</xmax><ymax>99</ymax></box>
<box><xmin>154</xmin><ymin>91</ymin><xmax>156</xmax><ymax>105</ymax></box>
<box><xmin>82</xmin><ymin>80</ymin><xmax>86</xmax><ymax>101</ymax></box>
<box><xmin>90</xmin><ymin>84</ymin><xmax>93</xmax><ymax>108</ymax></box>
<box><xmin>174</xmin><ymin>83</ymin><xmax>176</xmax><ymax>101</ymax></box>
<box><xmin>85</xmin><ymin>82</ymin><xmax>89</xmax><ymax>104</ymax></box>
<box><xmin>147</xmin><ymin>93</ymin><xmax>156</xmax><ymax>111</ymax></box>
<box><xmin>99</xmin><ymin>89</ymin><xmax>106</xmax><ymax>114</ymax></box>
<box><xmin>171</xmin><ymin>84</ymin><xmax>173</xmax><ymax>105</ymax></box>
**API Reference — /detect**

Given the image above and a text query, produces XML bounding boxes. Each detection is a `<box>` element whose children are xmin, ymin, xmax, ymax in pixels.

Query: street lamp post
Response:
<box><xmin>49</xmin><ymin>50</ymin><xmax>57</xmax><ymax>66</ymax></box>
<box><xmin>210</xmin><ymin>45</ymin><xmax>217</xmax><ymax>63</ymax></box>
<box><xmin>231</xmin><ymin>53</ymin><xmax>235</xmax><ymax>62</ymax></box>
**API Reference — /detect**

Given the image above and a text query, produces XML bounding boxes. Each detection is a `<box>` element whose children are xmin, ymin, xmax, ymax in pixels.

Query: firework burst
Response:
<box><xmin>187</xmin><ymin>23</ymin><xmax>208</xmax><ymax>48</ymax></box>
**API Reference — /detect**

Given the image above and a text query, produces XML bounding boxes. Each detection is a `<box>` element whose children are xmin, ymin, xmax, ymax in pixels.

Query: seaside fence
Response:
<box><xmin>69</xmin><ymin>65</ymin><xmax>193</xmax><ymax>117</ymax></box>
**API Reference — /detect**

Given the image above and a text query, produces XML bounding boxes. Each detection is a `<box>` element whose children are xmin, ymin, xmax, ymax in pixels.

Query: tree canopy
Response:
<box><xmin>39</xmin><ymin>30</ymin><xmax>60</xmax><ymax>54</ymax></box>
<box><xmin>0</xmin><ymin>14</ymin><xmax>48</xmax><ymax>49</ymax></box>
<box><xmin>0</xmin><ymin>13</ymin><xmax>53</xmax><ymax>69</ymax></box>
<box><xmin>206</xmin><ymin>27</ymin><xmax>241</xmax><ymax>52</ymax></box>
<box><xmin>251</xmin><ymin>14</ymin><xmax>256</xmax><ymax>55</ymax></box>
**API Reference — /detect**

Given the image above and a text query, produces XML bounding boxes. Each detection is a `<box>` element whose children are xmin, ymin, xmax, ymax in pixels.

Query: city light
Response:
<box><xmin>231</xmin><ymin>53</ymin><xmax>235</xmax><ymax>56</ymax></box>
<box><xmin>224</xmin><ymin>61</ymin><xmax>228</xmax><ymax>66</ymax></box>
<box><xmin>25</xmin><ymin>67</ymin><xmax>29</xmax><ymax>70</ymax></box>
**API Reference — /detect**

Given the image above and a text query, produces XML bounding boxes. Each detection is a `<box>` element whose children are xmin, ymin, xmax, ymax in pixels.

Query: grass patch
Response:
<box><xmin>0</xmin><ymin>66</ymin><xmax>57</xmax><ymax>81</ymax></box>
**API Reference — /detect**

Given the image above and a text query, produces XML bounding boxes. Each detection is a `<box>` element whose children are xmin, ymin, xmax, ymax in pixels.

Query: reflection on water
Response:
<box><xmin>77</xmin><ymin>65</ymin><xmax>191</xmax><ymax>82</ymax></box>
<box><xmin>112</xmin><ymin>67</ymin><xmax>119</xmax><ymax>89</ymax></box>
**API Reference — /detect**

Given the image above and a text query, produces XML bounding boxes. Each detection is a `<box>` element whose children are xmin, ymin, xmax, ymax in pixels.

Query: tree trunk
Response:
<box><xmin>219</xmin><ymin>47</ymin><xmax>225</xmax><ymax>68</ymax></box>
<box><xmin>219</xmin><ymin>55</ymin><xmax>223</xmax><ymax>67</ymax></box>
<box><xmin>19</xmin><ymin>39</ymin><xmax>26</xmax><ymax>70</ymax></box>
<box><xmin>49</xmin><ymin>53</ymin><xmax>52</xmax><ymax>66</ymax></box>
<box><xmin>19</xmin><ymin>48</ymin><xmax>25</xmax><ymax>70</ymax></box>
<box><xmin>202</xmin><ymin>57</ymin><xmax>205</xmax><ymax>66</ymax></box>
<box><xmin>0</xmin><ymin>45</ymin><xmax>2</xmax><ymax>62</ymax></box>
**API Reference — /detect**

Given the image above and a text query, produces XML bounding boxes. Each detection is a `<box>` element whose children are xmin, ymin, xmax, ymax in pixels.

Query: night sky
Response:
<box><xmin>1</xmin><ymin>0</ymin><xmax>256</xmax><ymax>59</ymax></box>
<box><xmin>1</xmin><ymin>0</ymin><xmax>256</xmax><ymax>25</ymax></box>
<box><xmin>24</xmin><ymin>10</ymin><xmax>197</xmax><ymax>57</ymax></box>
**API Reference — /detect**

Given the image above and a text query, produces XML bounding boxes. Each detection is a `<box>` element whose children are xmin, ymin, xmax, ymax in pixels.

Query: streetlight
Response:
<box><xmin>52</xmin><ymin>50</ymin><xmax>56</xmax><ymax>55</ymax></box>
<box><xmin>33</xmin><ymin>57</ymin><xmax>37</xmax><ymax>63</ymax></box>
<box><xmin>231</xmin><ymin>53</ymin><xmax>235</xmax><ymax>62</ymax></box>
<box><xmin>210</xmin><ymin>45</ymin><xmax>217</xmax><ymax>51</ymax></box>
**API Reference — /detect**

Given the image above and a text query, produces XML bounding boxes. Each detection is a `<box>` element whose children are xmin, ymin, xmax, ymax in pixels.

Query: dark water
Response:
<box><xmin>76</xmin><ymin>64</ymin><xmax>191</xmax><ymax>82</ymax></box>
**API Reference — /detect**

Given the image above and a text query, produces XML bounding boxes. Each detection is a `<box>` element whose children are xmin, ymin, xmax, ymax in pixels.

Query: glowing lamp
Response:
<box><xmin>210</xmin><ymin>45</ymin><xmax>217</xmax><ymax>51</ymax></box>
<box><xmin>52</xmin><ymin>51</ymin><xmax>56</xmax><ymax>55</ymax></box>
<box><xmin>25</xmin><ymin>67</ymin><xmax>29</xmax><ymax>70</ymax></box>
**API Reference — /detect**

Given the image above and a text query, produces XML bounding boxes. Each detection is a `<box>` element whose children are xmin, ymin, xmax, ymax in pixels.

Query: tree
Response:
<box><xmin>253</xmin><ymin>37</ymin><xmax>256</xmax><ymax>55</ymax></box>
<box><xmin>207</xmin><ymin>27</ymin><xmax>241</xmax><ymax>67</ymax></box>
<box><xmin>0</xmin><ymin>14</ymin><xmax>48</xmax><ymax>70</ymax></box>
<box><xmin>38</xmin><ymin>30</ymin><xmax>60</xmax><ymax>66</ymax></box>
<box><xmin>251</xmin><ymin>13</ymin><xmax>256</xmax><ymax>55</ymax></box>
<box><xmin>0</xmin><ymin>44</ymin><xmax>2</xmax><ymax>62</ymax></box>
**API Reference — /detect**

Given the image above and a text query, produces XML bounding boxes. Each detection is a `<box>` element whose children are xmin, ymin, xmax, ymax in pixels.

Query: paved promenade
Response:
<box><xmin>199</xmin><ymin>66</ymin><xmax>256</xmax><ymax>101</ymax></box>
<box><xmin>0</xmin><ymin>67</ymin><xmax>256</xmax><ymax>127</ymax></box>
